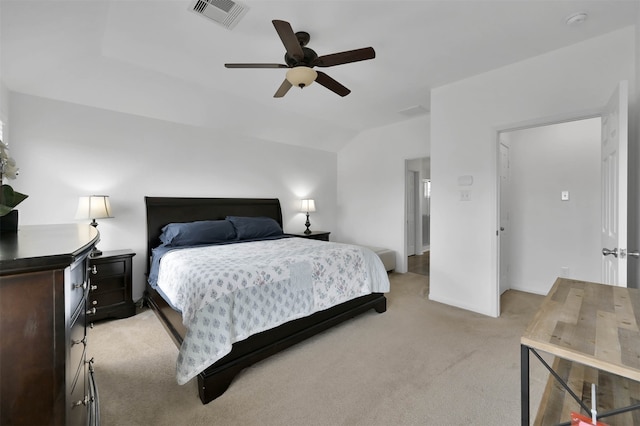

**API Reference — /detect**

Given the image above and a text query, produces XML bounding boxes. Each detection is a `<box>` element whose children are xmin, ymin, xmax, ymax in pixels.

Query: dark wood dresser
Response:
<box><xmin>0</xmin><ymin>224</ymin><xmax>100</xmax><ymax>426</ymax></box>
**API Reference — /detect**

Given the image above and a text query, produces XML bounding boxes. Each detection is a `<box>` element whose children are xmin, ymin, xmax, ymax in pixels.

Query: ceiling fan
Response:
<box><xmin>225</xmin><ymin>20</ymin><xmax>375</xmax><ymax>98</ymax></box>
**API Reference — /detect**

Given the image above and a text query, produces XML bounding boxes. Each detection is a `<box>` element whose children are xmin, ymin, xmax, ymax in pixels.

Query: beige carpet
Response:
<box><xmin>91</xmin><ymin>273</ymin><xmax>548</xmax><ymax>425</ymax></box>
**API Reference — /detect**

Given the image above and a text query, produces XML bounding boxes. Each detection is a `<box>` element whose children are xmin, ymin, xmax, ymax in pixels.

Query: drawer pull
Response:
<box><xmin>86</xmin><ymin>307</ymin><xmax>96</xmax><ymax>315</ymax></box>
<box><xmin>88</xmin><ymin>265</ymin><xmax>97</xmax><ymax>275</ymax></box>
<box><xmin>90</xmin><ymin>284</ymin><xmax>98</xmax><ymax>291</ymax></box>
<box><xmin>92</xmin><ymin>300</ymin><xmax>98</xmax><ymax>306</ymax></box>
<box><xmin>73</xmin><ymin>282</ymin><xmax>88</xmax><ymax>290</ymax></box>
<box><xmin>72</xmin><ymin>396</ymin><xmax>90</xmax><ymax>407</ymax></box>
<box><xmin>72</xmin><ymin>336</ymin><xmax>87</xmax><ymax>346</ymax></box>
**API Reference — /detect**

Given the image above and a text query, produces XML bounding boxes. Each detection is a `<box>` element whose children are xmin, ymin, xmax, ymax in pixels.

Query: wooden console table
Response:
<box><xmin>521</xmin><ymin>278</ymin><xmax>640</xmax><ymax>425</ymax></box>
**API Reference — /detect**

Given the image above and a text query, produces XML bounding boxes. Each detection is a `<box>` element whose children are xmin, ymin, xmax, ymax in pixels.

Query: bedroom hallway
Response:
<box><xmin>92</xmin><ymin>272</ymin><xmax>548</xmax><ymax>425</ymax></box>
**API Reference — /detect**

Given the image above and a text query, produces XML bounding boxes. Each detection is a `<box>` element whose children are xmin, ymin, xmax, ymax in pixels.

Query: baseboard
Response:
<box><xmin>508</xmin><ymin>285</ymin><xmax>548</xmax><ymax>296</ymax></box>
<box><xmin>428</xmin><ymin>293</ymin><xmax>498</xmax><ymax>318</ymax></box>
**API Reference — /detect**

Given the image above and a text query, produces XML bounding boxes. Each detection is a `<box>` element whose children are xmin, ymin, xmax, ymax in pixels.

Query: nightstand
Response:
<box><xmin>288</xmin><ymin>231</ymin><xmax>331</xmax><ymax>241</ymax></box>
<box><xmin>88</xmin><ymin>249</ymin><xmax>136</xmax><ymax>322</ymax></box>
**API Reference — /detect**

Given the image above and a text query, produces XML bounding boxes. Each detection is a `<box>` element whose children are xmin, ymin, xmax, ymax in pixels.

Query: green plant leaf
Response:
<box><xmin>0</xmin><ymin>184</ymin><xmax>28</xmax><ymax>216</ymax></box>
<box><xmin>0</xmin><ymin>205</ymin><xmax>13</xmax><ymax>216</ymax></box>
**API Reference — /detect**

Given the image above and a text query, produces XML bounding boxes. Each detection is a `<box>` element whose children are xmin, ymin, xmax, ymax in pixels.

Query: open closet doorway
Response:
<box><xmin>497</xmin><ymin>117</ymin><xmax>602</xmax><ymax>296</ymax></box>
<box><xmin>406</xmin><ymin>157</ymin><xmax>430</xmax><ymax>275</ymax></box>
<box><xmin>496</xmin><ymin>81</ymin><xmax>630</xmax><ymax>316</ymax></box>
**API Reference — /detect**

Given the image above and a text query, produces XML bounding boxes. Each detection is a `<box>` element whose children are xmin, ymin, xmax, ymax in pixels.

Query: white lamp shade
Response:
<box><xmin>286</xmin><ymin>67</ymin><xmax>317</xmax><ymax>88</ymax></box>
<box><xmin>300</xmin><ymin>199</ymin><xmax>316</xmax><ymax>213</ymax></box>
<box><xmin>75</xmin><ymin>195</ymin><xmax>113</xmax><ymax>220</ymax></box>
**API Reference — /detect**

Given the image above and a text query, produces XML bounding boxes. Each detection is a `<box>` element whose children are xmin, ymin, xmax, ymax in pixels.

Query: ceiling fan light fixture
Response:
<box><xmin>286</xmin><ymin>66</ymin><xmax>317</xmax><ymax>88</ymax></box>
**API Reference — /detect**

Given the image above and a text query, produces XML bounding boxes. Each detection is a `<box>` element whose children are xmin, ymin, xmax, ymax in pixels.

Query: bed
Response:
<box><xmin>144</xmin><ymin>197</ymin><xmax>389</xmax><ymax>404</ymax></box>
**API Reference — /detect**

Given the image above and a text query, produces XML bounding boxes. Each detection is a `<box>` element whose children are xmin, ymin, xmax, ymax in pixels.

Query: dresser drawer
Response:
<box><xmin>68</xmin><ymin>300</ymin><xmax>87</xmax><ymax>387</ymax></box>
<box><xmin>68</xmin><ymin>257</ymin><xmax>89</xmax><ymax>314</ymax></box>
<box><xmin>69</xmin><ymin>343</ymin><xmax>86</xmax><ymax>394</ymax></box>
<box><xmin>87</xmin><ymin>363</ymin><xmax>99</xmax><ymax>426</ymax></box>
<box><xmin>68</xmin><ymin>360</ymin><xmax>88</xmax><ymax>426</ymax></box>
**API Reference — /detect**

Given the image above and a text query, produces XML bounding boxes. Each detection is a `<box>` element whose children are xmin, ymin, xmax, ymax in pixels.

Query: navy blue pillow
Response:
<box><xmin>159</xmin><ymin>220</ymin><xmax>237</xmax><ymax>247</ymax></box>
<box><xmin>226</xmin><ymin>216</ymin><xmax>283</xmax><ymax>240</ymax></box>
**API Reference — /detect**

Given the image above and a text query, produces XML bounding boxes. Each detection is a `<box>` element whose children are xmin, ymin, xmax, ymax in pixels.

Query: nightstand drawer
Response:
<box><xmin>93</xmin><ymin>259</ymin><xmax>125</xmax><ymax>278</ymax></box>
<box><xmin>92</xmin><ymin>272</ymin><xmax>126</xmax><ymax>294</ymax></box>
<box><xmin>89</xmin><ymin>250</ymin><xmax>136</xmax><ymax>321</ymax></box>
<box><xmin>92</xmin><ymin>282</ymin><xmax>127</xmax><ymax>306</ymax></box>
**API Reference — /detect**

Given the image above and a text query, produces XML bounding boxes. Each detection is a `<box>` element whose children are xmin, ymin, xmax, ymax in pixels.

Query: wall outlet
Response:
<box><xmin>460</xmin><ymin>190</ymin><xmax>471</xmax><ymax>201</ymax></box>
<box><xmin>561</xmin><ymin>191</ymin><xmax>570</xmax><ymax>201</ymax></box>
<box><xmin>561</xmin><ymin>266</ymin><xmax>570</xmax><ymax>277</ymax></box>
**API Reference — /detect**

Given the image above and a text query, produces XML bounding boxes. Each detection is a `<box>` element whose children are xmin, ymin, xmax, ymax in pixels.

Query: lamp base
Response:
<box><xmin>89</xmin><ymin>219</ymin><xmax>102</xmax><ymax>257</ymax></box>
<box><xmin>304</xmin><ymin>212</ymin><xmax>311</xmax><ymax>234</ymax></box>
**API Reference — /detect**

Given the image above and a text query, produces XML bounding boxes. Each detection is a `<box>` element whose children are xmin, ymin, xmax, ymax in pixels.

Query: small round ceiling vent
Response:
<box><xmin>566</xmin><ymin>12</ymin><xmax>588</xmax><ymax>26</ymax></box>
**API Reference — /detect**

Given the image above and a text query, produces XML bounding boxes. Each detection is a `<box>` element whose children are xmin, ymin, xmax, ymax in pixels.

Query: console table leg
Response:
<box><xmin>521</xmin><ymin>344</ymin><xmax>530</xmax><ymax>426</ymax></box>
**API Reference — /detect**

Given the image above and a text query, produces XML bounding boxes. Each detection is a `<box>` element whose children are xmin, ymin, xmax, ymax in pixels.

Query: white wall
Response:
<box><xmin>336</xmin><ymin>115</ymin><xmax>429</xmax><ymax>273</ymax></box>
<box><xmin>8</xmin><ymin>93</ymin><xmax>338</xmax><ymax>300</ymax></box>
<box><xmin>0</xmin><ymin>82</ymin><xmax>8</xmax><ymax>122</ymax></box>
<box><xmin>430</xmin><ymin>27</ymin><xmax>637</xmax><ymax>317</ymax></box>
<box><xmin>505</xmin><ymin>118</ymin><xmax>601</xmax><ymax>294</ymax></box>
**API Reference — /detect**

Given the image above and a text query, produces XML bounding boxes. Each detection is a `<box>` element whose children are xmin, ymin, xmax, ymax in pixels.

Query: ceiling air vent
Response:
<box><xmin>189</xmin><ymin>0</ymin><xmax>249</xmax><ymax>30</ymax></box>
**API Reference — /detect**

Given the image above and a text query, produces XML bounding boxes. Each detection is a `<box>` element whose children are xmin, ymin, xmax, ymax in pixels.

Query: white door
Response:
<box><xmin>406</xmin><ymin>170</ymin><xmax>416</xmax><ymax>256</ymax></box>
<box><xmin>601</xmin><ymin>81</ymin><xmax>628</xmax><ymax>286</ymax></box>
<box><xmin>499</xmin><ymin>142</ymin><xmax>510</xmax><ymax>294</ymax></box>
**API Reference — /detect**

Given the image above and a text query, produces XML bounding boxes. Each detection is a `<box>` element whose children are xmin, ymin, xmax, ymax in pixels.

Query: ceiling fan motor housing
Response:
<box><xmin>284</xmin><ymin>47</ymin><xmax>318</xmax><ymax>68</ymax></box>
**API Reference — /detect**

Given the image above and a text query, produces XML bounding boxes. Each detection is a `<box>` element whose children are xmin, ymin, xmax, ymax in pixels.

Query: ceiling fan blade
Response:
<box><xmin>314</xmin><ymin>47</ymin><xmax>376</xmax><ymax>67</ymax></box>
<box><xmin>225</xmin><ymin>63</ymin><xmax>288</xmax><ymax>69</ymax></box>
<box><xmin>272</xmin><ymin>20</ymin><xmax>304</xmax><ymax>62</ymax></box>
<box><xmin>315</xmin><ymin>71</ymin><xmax>350</xmax><ymax>97</ymax></box>
<box><xmin>274</xmin><ymin>79</ymin><xmax>293</xmax><ymax>98</ymax></box>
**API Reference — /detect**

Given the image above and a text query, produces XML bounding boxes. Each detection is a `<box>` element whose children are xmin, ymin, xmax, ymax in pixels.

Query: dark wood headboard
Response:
<box><xmin>144</xmin><ymin>197</ymin><xmax>283</xmax><ymax>272</ymax></box>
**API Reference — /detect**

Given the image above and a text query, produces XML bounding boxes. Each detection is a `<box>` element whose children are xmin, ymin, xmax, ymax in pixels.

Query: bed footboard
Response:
<box><xmin>146</xmin><ymin>285</ymin><xmax>386</xmax><ymax>404</ymax></box>
<box><xmin>197</xmin><ymin>292</ymin><xmax>386</xmax><ymax>404</ymax></box>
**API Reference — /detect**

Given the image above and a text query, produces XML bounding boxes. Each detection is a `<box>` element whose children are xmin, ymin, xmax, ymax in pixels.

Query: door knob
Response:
<box><xmin>500</xmin><ymin>227</ymin><xmax>505</xmax><ymax>231</ymax></box>
<box><xmin>609</xmin><ymin>249</ymin><xmax>640</xmax><ymax>259</ymax></box>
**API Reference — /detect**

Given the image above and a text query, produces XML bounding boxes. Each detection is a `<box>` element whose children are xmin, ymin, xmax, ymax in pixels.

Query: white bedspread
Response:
<box><xmin>156</xmin><ymin>237</ymin><xmax>390</xmax><ymax>384</ymax></box>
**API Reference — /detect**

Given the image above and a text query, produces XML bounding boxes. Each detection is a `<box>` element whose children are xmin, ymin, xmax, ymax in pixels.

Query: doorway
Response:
<box><xmin>406</xmin><ymin>157</ymin><xmax>430</xmax><ymax>275</ymax></box>
<box><xmin>497</xmin><ymin>118</ymin><xmax>602</xmax><ymax>296</ymax></box>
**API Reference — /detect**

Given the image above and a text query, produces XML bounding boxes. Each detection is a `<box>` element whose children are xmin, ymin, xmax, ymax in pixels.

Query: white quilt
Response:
<box><xmin>156</xmin><ymin>237</ymin><xmax>390</xmax><ymax>384</ymax></box>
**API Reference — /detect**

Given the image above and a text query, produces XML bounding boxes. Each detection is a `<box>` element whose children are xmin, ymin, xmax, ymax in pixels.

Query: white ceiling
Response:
<box><xmin>1</xmin><ymin>0</ymin><xmax>638</xmax><ymax>151</ymax></box>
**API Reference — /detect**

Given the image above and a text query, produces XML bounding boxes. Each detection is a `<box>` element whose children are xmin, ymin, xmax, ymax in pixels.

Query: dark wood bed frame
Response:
<box><xmin>144</xmin><ymin>197</ymin><xmax>387</xmax><ymax>404</ymax></box>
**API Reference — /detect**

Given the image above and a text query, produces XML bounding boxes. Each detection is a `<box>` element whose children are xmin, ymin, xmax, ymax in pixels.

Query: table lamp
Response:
<box><xmin>300</xmin><ymin>199</ymin><xmax>316</xmax><ymax>234</ymax></box>
<box><xmin>75</xmin><ymin>195</ymin><xmax>113</xmax><ymax>256</ymax></box>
